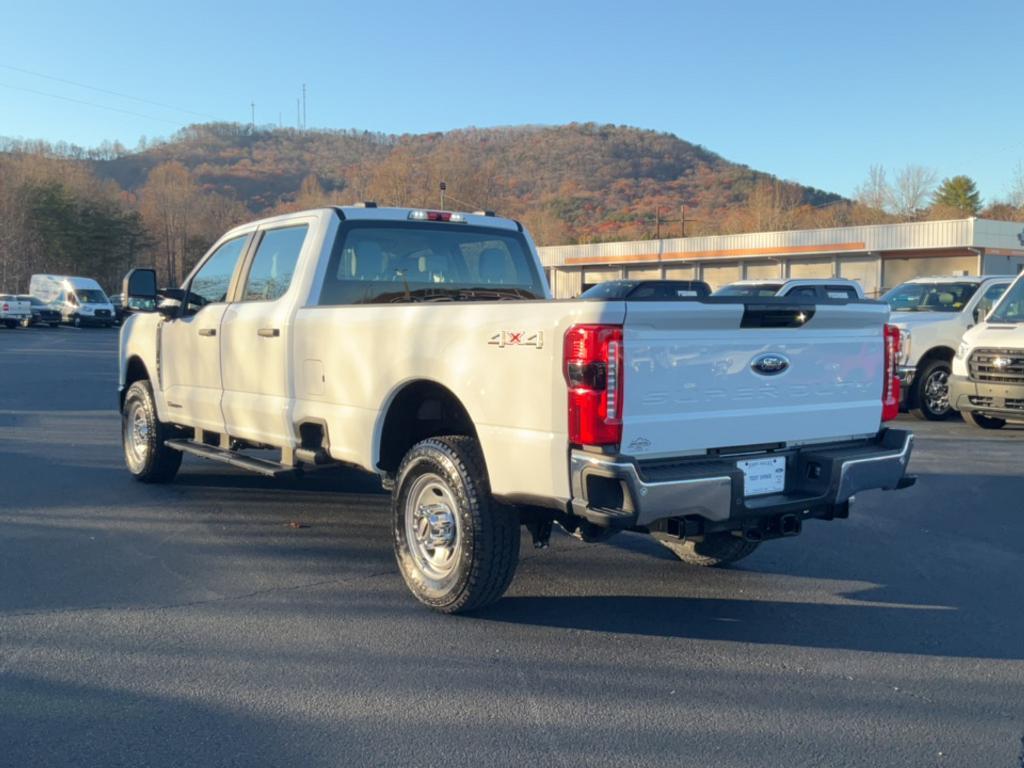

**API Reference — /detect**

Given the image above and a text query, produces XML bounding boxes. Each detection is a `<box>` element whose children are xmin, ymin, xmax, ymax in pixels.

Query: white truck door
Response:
<box><xmin>220</xmin><ymin>223</ymin><xmax>310</xmax><ymax>447</ymax></box>
<box><xmin>161</xmin><ymin>234</ymin><xmax>251</xmax><ymax>434</ymax></box>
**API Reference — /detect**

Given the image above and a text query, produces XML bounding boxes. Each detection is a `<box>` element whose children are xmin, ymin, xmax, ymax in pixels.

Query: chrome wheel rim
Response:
<box><xmin>123</xmin><ymin>400</ymin><xmax>150</xmax><ymax>471</ymax></box>
<box><xmin>923</xmin><ymin>368</ymin><xmax>950</xmax><ymax>414</ymax></box>
<box><xmin>404</xmin><ymin>473</ymin><xmax>460</xmax><ymax>581</ymax></box>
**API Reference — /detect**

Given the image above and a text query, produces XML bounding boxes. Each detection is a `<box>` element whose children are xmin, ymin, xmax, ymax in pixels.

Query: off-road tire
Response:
<box><xmin>962</xmin><ymin>410</ymin><xmax>1006</xmax><ymax>430</ymax></box>
<box><xmin>121</xmin><ymin>380</ymin><xmax>182</xmax><ymax>483</ymax></box>
<box><xmin>392</xmin><ymin>435</ymin><xmax>520</xmax><ymax>614</ymax></box>
<box><xmin>656</xmin><ymin>532</ymin><xmax>760</xmax><ymax>567</ymax></box>
<box><xmin>909</xmin><ymin>358</ymin><xmax>953</xmax><ymax>420</ymax></box>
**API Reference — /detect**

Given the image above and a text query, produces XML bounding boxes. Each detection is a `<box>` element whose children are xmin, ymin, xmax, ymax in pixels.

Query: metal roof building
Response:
<box><xmin>537</xmin><ymin>218</ymin><xmax>1024</xmax><ymax>298</ymax></box>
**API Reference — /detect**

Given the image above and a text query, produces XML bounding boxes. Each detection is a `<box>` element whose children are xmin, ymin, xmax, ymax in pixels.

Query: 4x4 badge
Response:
<box><xmin>488</xmin><ymin>331</ymin><xmax>544</xmax><ymax>349</ymax></box>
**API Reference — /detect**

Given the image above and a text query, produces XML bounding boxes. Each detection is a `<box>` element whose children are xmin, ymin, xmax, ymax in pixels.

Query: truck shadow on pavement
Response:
<box><xmin>475</xmin><ymin>592</ymin><xmax>1021</xmax><ymax>660</ymax></box>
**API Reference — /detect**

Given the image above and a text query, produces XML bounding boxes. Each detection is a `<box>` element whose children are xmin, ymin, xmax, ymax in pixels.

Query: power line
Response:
<box><xmin>0</xmin><ymin>81</ymin><xmax>182</xmax><ymax>125</ymax></box>
<box><xmin>0</xmin><ymin>62</ymin><xmax>216</xmax><ymax>119</ymax></box>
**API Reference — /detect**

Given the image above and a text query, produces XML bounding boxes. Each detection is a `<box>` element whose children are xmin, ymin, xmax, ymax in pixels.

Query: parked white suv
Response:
<box><xmin>950</xmin><ymin>273</ymin><xmax>1024</xmax><ymax>429</ymax></box>
<box><xmin>117</xmin><ymin>206</ymin><xmax>915</xmax><ymax>613</ymax></box>
<box><xmin>715</xmin><ymin>278</ymin><xmax>865</xmax><ymax>300</ymax></box>
<box><xmin>884</xmin><ymin>276</ymin><xmax>1012</xmax><ymax>420</ymax></box>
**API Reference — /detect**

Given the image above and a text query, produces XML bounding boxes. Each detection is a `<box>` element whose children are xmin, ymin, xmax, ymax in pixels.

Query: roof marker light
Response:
<box><xmin>408</xmin><ymin>210</ymin><xmax>467</xmax><ymax>223</ymax></box>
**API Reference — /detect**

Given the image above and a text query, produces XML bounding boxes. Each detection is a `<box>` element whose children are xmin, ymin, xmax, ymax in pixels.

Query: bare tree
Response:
<box><xmin>890</xmin><ymin>165</ymin><xmax>937</xmax><ymax>218</ymax></box>
<box><xmin>1007</xmin><ymin>160</ymin><xmax>1024</xmax><ymax>210</ymax></box>
<box><xmin>854</xmin><ymin>165</ymin><xmax>891</xmax><ymax>213</ymax></box>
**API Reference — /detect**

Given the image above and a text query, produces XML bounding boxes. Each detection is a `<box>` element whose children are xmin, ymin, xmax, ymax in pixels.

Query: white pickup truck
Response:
<box><xmin>0</xmin><ymin>294</ymin><xmax>32</xmax><ymax>328</ymax></box>
<box><xmin>883</xmin><ymin>276</ymin><xmax>1012</xmax><ymax>420</ymax></box>
<box><xmin>950</xmin><ymin>272</ymin><xmax>1024</xmax><ymax>429</ymax></box>
<box><xmin>715</xmin><ymin>279</ymin><xmax>865</xmax><ymax>300</ymax></box>
<box><xmin>118</xmin><ymin>206</ymin><xmax>915</xmax><ymax>613</ymax></box>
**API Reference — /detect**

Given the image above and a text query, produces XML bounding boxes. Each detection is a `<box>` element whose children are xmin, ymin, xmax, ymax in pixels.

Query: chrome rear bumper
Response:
<box><xmin>569</xmin><ymin>428</ymin><xmax>915</xmax><ymax>529</ymax></box>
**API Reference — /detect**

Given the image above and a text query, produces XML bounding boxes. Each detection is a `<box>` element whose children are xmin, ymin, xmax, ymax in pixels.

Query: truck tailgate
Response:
<box><xmin>621</xmin><ymin>300</ymin><xmax>888</xmax><ymax>457</ymax></box>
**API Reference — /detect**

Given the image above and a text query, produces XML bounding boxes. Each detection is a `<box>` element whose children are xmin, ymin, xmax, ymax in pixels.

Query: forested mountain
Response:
<box><xmin>94</xmin><ymin>122</ymin><xmax>844</xmax><ymax>243</ymax></box>
<box><xmin>0</xmin><ymin>121</ymin><xmax>870</xmax><ymax>292</ymax></box>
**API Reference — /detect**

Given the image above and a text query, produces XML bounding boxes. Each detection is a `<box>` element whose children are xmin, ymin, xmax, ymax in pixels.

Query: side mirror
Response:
<box><xmin>122</xmin><ymin>268</ymin><xmax>158</xmax><ymax>315</ymax></box>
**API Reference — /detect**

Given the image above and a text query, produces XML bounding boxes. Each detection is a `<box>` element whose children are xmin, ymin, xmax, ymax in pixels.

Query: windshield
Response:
<box><xmin>884</xmin><ymin>282</ymin><xmax>978</xmax><ymax>313</ymax></box>
<box><xmin>714</xmin><ymin>283</ymin><xmax>782</xmax><ymax>297</ymax></box>
<box><xmin>579</xmin><ymin>281</ymin><xmax>635</xmax><ymax>299</ymax></box>
<box><xmin>75</xmin><ymin>288</ymin><xmax>110</xmax><ymax>304</ymax></box>
<box><xmin>987</xmin><ymin>279</ymin><xmax>1024</xmax><ymax>323</ymax></box>
<box><xmin>318</xmin><ymin>222</ymin><xmax>546</xmax><ymax>305</ymax></box>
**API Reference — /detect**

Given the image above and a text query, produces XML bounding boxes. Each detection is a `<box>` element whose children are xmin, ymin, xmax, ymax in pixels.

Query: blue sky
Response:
<box><xmin>1</xmin><ymin>0</ymin><xmax>1021</xmax><ymax>200</ymax></box>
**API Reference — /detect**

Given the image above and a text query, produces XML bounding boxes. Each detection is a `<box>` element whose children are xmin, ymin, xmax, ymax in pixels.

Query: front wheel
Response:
<box><xmin>909</xmin><ymin>359</ymin><xmax>952</xmax><ymax>420</ymax></box>
<box><xmin>122</xmin><ymin>380</ymin><xmax>182</xmax><ymax>483</ymax></box>
<box><xmin>962</xmin><ymin>410</ymin><xmax>1006</xmax><ymax>430</ymax></box>
<box><xmin>655</xmin><ymin>533</ymin><xmax>760</xmax><ymax>567</ymax></box>
<box><xmin>392</xmin><ymin>435</ymin><xmax>520</xmax><ymax>614</ymax></box>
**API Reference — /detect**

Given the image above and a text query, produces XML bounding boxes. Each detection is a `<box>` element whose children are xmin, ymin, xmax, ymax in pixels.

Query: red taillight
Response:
<box><xmin>564</xmin><ymin>324</ymin><xmax>624</xmax><ymax>447</ymax></box>
<box><xmin>882</xmin><ymin>323</ymin><xmax>900</xmax><ymax>422</ymax></box>
<box><xmin>1</xmin><ymin>303</ymin><xmax>7</xmax><ymax>312</ymax></box>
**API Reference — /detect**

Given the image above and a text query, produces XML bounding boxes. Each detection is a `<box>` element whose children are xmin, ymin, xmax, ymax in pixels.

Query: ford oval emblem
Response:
<box><xmin>751</xmin><ymin>353</ymin><xmax>790</xmax><ymax>376</ymax></box>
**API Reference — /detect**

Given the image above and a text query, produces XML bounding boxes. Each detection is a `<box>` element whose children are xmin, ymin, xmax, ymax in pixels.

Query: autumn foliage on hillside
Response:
<box><xmin>5</xmin><ymin>122</ymin><xmax>1016</xmax><ymax>292</ymax></box>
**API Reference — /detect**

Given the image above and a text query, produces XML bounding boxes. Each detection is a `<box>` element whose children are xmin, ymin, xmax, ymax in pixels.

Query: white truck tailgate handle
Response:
<box><xmin>257</xmin><ymin>327</ymin><xmax>280</xmax><ymax>338</ymax></box>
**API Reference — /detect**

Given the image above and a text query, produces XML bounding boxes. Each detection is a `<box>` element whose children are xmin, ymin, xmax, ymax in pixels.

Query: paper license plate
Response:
<box><xmin>737</xmin><ymin>456</ymin><xmax>786</xmax><ymax>496</ymax></box>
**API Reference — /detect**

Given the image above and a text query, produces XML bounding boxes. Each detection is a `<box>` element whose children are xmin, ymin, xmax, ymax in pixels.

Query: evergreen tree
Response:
<box><xmin>932</xmin><ymin>175</ymin><xmax>982</xmax><ymax>216</ymax></box>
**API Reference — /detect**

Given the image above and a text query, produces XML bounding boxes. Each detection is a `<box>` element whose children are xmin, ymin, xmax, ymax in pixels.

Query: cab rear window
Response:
<box><xmin>318</xmin><ymin>222</ymin><xmax>545</xmax><ymax>305</ymax></box>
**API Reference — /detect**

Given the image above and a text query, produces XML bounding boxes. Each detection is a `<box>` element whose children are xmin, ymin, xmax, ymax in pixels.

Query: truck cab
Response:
<box><xmin>884</xmin><ymin>275</ymin><xmax>1012</xmax><ymax>420</ymax></box>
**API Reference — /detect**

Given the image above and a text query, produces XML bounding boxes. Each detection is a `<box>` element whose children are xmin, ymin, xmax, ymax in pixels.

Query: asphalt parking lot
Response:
<box><xmin>1</xmin><ymin>326</ymin><xmax>1022</xmax><ymax>768</ymax></box>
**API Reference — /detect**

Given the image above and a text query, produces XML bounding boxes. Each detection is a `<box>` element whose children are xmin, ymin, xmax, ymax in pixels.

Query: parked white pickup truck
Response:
<box><xmin>715</xmin><ymin>278</ymin><xmax>865</xmax><ymax>300</ymax></box>
<box><xmin>883</xmin><ymin>276</ymin><xmax>1012</xmax><ymax>420</ymax></box>
<box><xmin>950</xmin><ymin>272</ymin><xmax>1024</xmax><ymax>429</ymax></box>
<box><xmin>118</xmin><ymin>206</ymin><xmax>915</xmax><ymax>612</ymax></box>
<box><xmin>0</xmin><ymin>294</ymin><xmax>32</xmax><ymax>328</ymax></box>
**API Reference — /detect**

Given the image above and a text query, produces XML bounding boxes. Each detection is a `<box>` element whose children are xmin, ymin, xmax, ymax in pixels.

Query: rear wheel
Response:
<box><xmin>656</xmin><ymin>533</ymin><xmax>760</xmax><ymax>567</ymax></box>
<box><xmin>392</xmin><ymin>435</ymin><xmax>519</xmax><ymax>613</ymax></box>
<box><xmin>122</xmin><ymin>380</ymin><xmax>182</xmax><ymax>483</ymax></box>
<box><xmin>962</xmin><ymin>410</ymin><xmax>1006</xmax><ymax>430</ymax></box>
<box><xmin>910</xmin><ymin>359</ymin><xmax>953</xmax><ymax>420</ymax></box>
<box><xmin>3</xmin><ymin>319</ymin><xmax>16</xmax><ymax>329</ymax></box>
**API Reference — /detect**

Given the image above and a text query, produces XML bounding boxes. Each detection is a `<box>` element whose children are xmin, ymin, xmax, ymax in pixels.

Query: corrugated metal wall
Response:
<box><xmin>538</xmin><ymin>219</ymin><xmax>980</xmax><ymax>268</ymax></box>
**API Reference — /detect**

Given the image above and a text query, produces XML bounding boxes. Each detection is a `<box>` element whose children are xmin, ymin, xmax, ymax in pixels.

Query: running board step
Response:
<box><xmin>164</xmin><ymin>439</ymin><xmax>295</xmax><ymax>477</ymax></box>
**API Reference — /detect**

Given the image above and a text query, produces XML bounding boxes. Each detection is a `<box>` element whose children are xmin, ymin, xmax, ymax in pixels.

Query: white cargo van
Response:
<box><xmin>29</xmin><ymin>275</ymin><xmax>116</xmax><ymax>328</ymax></box>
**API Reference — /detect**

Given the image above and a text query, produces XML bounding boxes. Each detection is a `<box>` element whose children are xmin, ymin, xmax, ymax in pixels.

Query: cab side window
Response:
<box><xmin>786</xmin><ymin>285</ymin><xmax>819</xmax><ymax>297</ymax></box>
<box><xmin>826</xmin><ymin>285</ymin><xmax>859</xmax><ymax>299</ymax></box>
<box><xmin>190</xmin><ymin>236</ymin><xmax>249</xmax><ymax>306</ymax></box>
<box><xmin>975</xmin><ymin>283</ymin><xmax>1008</xmax><ymax>319</ymax></box>
<box><xmin>241</xmin><ymin>225</ymin><xmax>308</xmax><ymax>302</ymax></box>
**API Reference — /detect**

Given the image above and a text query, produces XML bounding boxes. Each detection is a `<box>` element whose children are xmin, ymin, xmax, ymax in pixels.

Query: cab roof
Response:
<box><xmin>904</xmin><ymin>275</ymin><xmax>1007</xmax><ymax>284</ymax></box>
<box><xmin>222</xmin><ymin>206</ymin><xmax>522</xmax><ymax>238</ymax></box>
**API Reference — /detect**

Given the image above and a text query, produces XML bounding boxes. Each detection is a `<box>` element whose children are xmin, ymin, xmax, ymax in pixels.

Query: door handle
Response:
<box><xmin>257</xmin><ymin>328</ymin><xmax>280</xmax><ymax>338</ymax></box>
<box><xmin>198</xmin><ymin>328</ymin><xmax>216</xmax><ymax>337</ymax></box>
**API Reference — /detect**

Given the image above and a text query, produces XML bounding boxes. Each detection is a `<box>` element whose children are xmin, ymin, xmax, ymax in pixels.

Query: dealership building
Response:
<box><xmin>537</xmin><ymin>217</ymin><xmax>1024</xmax><ymax>298</ymax></box>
